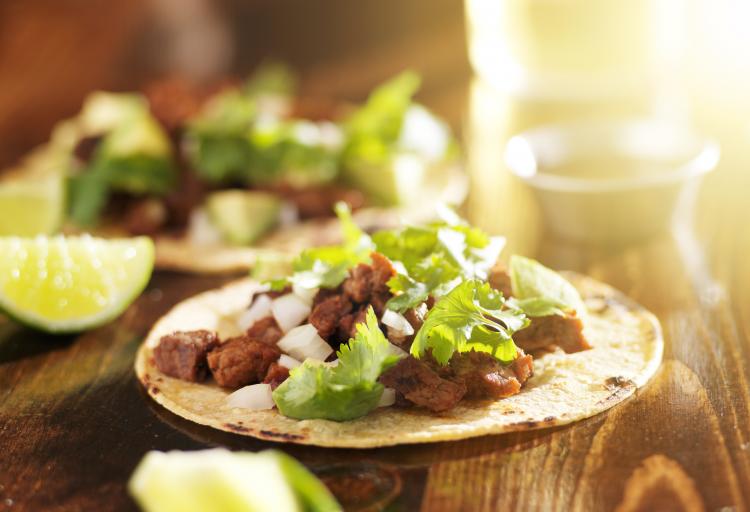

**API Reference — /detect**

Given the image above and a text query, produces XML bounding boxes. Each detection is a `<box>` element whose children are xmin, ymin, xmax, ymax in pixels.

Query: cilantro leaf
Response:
<box><xmin>342</xmin><ymin>71</ymin><xmax>421</xmax><ymax>166</ymax></box>
<box><xmin>509</xmin><ymin>255</ymin><xmax>586</xmax><ymax>317</ymax></box>
<box><xmin>375</xmin><ymin>207</ymin><xmax>505</xmax><ymax>312</ymax></box>
<box><xmin>410</xmin><ymin>279</ymin><xmax>528</xmax><ymax>365</ymax></box>
<box><xmin>272</xmin><ymin>308</ymin><xmax>401</xmax><ymax>421</ymax></box>
<box><xmin>385</xmin><ymin>273</ymin><xmax>430</xmax><ymax>312</ymax></box>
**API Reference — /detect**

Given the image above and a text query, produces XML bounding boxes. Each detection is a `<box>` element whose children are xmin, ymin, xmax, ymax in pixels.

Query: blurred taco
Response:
<box><xmin>1</xmin><ymin>65</ymin><xmax>465</xmax><ymax>273</ymax></box>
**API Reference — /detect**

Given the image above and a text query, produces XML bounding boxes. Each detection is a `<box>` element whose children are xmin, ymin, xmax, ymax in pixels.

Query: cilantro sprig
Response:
<box><xmin>374</xmin><ymin>207</ymin><xmax>505</xmax><ymax>312</ymax></box>
<box><xmin>272</xmin><ymin>308</ymin><xmax>402</xmax><ymax>421</ymax></box>
<box><xmin>410</xmin><ymin>280</ymin><xmax>528</xmax><ymax>365</ymax></box>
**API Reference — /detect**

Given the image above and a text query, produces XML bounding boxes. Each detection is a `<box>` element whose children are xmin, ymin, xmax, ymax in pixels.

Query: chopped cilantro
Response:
<box><xmin>374</xmin><ymin>207</ymin><xmax>505</xmax><ymax>312</ymax></box>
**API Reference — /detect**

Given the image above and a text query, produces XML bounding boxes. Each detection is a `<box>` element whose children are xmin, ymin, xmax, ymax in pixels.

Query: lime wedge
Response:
<box><xmin>129</xmin><ymin>449</ymin><xmax>303</xmax><ymax>512</ymax></box>
<box><xmin>0</xmin><ymin>235</ymin><xmax>154</xmax><ymax>333</ymax></box>
<box><xmin>0</xmin><ymin>166</ymin><xmax>65</xmax><ymax>236</ymax></box>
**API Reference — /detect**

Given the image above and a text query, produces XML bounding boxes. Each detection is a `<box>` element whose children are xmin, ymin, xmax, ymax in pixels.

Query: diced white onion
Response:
<box><xmin>278</xmin><ymin>354</ymin><xmax>302</xmax><ymax>370</ymax></box>
<box><xmin>187</xmin><ymin>208</ymin><xmax>223</xmax><ymax>246</ymax></box>
<box><xmin>237</xmin><ymin>295</ymin><xmax>273</xmax><ymax>331</ymax></box>
<box><xmin>279</xmin><ymin>201</ymin><xmax>299</xmax><ymax>228</ymax></box>
<box><xmin>277</xmin><ymin>324</ymin><xmax>333</xmax><ymax>362</ymax></box>
<box><xmin>378</xmin><ymin>388</ymin><xmax>396</xmax><ymax>408</ymax></box>
<box><xmin>292</xmin><ymin>282</ymin><xmax>318</xmax><ymax>306</ymax></box>
<box><xmin>226</xmin><ymin>384</ymin><xmax>275</xmax><ymax>410</ymax></box>
<box><xmin>271</xmin><ymin>294</ymin><xmax>311</xmax><ymax>333</ymax></box>
<box><xmin>382</xmin><ymin>309</ymin><xmax>414</xmax><ymax>336</ymax></box>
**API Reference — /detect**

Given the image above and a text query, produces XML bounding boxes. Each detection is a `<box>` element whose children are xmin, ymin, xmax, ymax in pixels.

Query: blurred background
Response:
<box><xmin>2</xmin><ymin>0</ymin><xmax>749</xmax><ymax>249</ymax></box>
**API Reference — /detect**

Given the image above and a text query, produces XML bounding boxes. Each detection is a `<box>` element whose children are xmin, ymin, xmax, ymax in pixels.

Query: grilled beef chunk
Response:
<box><xmin>380</xmin><ymin>348</ymin><xmax>534</xmax><ymax>411</ymax></box>
<box><xmin>337</xmin><ymin>306</ymin><xmax>368</xmax><ymax>341</ymax></box>
<box><xmin>263</xmin><ymin>362</ymin><xmax>290</xmax><ymax>389</ymax></box>
<box><xmin>207</xmin><ymin>335</ymin><xmax>281</xmax><ymax>388</ymax></box>
<box><xmin>309</xmin><ymin>252</ymin><xmax>397</xmax><ymax>345</ymax></box>
<box><xmin>153</xmin><ymin>330</ymin><xmax>219</xmax><ymax>382</ymax></box>
<box><xmin>379</xmin><ymin>356</ymin><xmax>467</xmax><ymax>412</ymax></box>
<box><xmin>449</xmin><ymin>350</ymin><xmax>533</xmax><ymax>399</ymax></box>
<box><xmin>309</xmin><ymin>295</ymin><xmax>353</xmax><ymax>339</ymax></box>
<box><xmin>246</xmin><ymin>316</ymin><xmax>284</xmax><ymax>345</ymax></box>
<box><xmin>488</xmin><ymin>263</ymin><xmax>513</xmax><ymax>298</ymax></box>
<box><xmin>514</xmin><ymin>313</ymin><xmax>590</xmax><ymax>353</ymax></box>
<box><xmin>143</xmin><ymin>77</ymin><xmax>203</xmax><ymax>135</ymax></box>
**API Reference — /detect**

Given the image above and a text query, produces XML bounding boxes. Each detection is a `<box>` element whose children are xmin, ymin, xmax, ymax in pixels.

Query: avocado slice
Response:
<box><xmin>205</xmin><ymin>190</ymin><xmax>281</xmax><ymax>245</ymax></box>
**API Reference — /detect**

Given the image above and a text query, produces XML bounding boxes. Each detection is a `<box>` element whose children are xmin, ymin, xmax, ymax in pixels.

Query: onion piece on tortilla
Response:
<box><xmin>382</xmin><ymin>309</ymin><xmax>414</xmax><ymax>336</ymax></box>
<box><xmin>237</xmin><ymin>295</ymin><xmax>273</xmax><ymax>331</ymax></box>
<box><xmin>292</xmin><ymin>283</ymin><xmax>318</xmax><ymax>305</ymax></box>
<box><xmin>378</xmin><ymin>388</ymin><xmax>396</xmax><ymax>408</ymax></box>
<box><xmin>277</xmin><ymin>324</ymin><xmax>333</xmax><ymax>362</ymax></box>
<box><xmin>271</xmin><ymin>294</ymin><xmax>311</xmax><ymax>332</ymax></box>
<box><xmin>187</xmin><ymin>208</ymin><xmax>223</xmax><ymax>246</ymax></box>
<box><xmin>227</xmin><ymin>383</ymin><xmax>275</xmax><ymax>410</ymax></box>
<box><xmin>278</xmin><ymin>354</ymin><xmax>301</xmax><ymax>370</ymax></box>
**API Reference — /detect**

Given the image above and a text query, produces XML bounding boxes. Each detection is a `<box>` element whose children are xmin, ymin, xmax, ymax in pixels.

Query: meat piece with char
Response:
<box><xmin>153</xmin><ymin>330</ymin><xmax>219</xmax><ymax>382</ymax></box>
<box><xmin>207</xmin><ymin>335</ymin><xmax>281</xmax><ymax>388</ymax></box>
<box><xmin>342</xmin><ymin>252</ymin><xmax>395</xmax><ymax>316</ymax></box>
<box><xmin>514</xmin><ymin>313</ymin><xmax>590</xmax><ymax>353</ymax></box>
<box><xmin>337</xmin><ymin>306</ymin><xmax>368</xmax><ymax>342</ymax></box>
<box><xmin>246</xmin><ymin>316</ymin><xmax>284</xmax><ymax>345</ymax></box>
<box><xmin>309</xmin><ymin>295</ymin><xmax>353</xmax><ymax>339</ymax></box>
<box><xmin>263</xmin><ymin>362</ymin><xmax>290</xmax><ymax>389</ymax></box>
<box><xmin>379</xmin><ymin>356</ymin><xmax>466</xmax><ymax>412</ymax></box>
<box><xmin>309</xmin><ymin>253</ymin><xmax>396</xmax><ymax>344</ymax></box>
<box><xmin>448</xmin><ymin>349</ymin><xmax>533</xmax><ymax>399</ymax></box>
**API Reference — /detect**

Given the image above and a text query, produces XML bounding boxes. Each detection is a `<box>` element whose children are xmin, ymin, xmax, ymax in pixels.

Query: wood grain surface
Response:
<box><xmin>2</xmin><ymin>1</ymin><xmax>750</xmax><ymax>511</ymax></box>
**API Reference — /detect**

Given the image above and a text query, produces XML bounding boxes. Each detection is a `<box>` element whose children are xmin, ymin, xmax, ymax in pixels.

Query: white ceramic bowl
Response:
<box><xmin>504</xmin><ymin>120</ymin><xmax>720</xmax><ymax>242</ymax></box>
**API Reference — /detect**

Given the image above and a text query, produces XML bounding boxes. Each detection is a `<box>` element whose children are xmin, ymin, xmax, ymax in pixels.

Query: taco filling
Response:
<box><xmin>16</xmin><ymin>65</ymin><xmax>457</xmax><ymax>256</ymax></box>
<box><xmin>149</xmin><ymin>206</ymin><xmax>596</xmax><ymax>421</ymax></box>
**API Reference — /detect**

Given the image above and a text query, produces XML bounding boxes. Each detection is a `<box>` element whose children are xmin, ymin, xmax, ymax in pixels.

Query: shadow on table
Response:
<box><xmin>0</xmin><ymin>317</ymin><xmax>76</xmax><ymax>364</ymax></box>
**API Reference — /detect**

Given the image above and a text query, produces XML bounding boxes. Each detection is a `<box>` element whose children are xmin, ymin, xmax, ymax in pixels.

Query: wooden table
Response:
<box><xmin>2</xmin><ymin>8</ymin><xmax>750</xmax><ymax>510</ymax></box>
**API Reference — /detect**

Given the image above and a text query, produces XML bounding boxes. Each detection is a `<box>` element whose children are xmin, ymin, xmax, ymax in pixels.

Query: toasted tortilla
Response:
<box><xmin>135</xmin><ymin>272</ymin><xmax>663</xmax><ymax>448</ymax></box>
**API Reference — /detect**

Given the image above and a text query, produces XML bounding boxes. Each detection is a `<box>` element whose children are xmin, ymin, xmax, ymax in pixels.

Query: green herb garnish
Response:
<box><xmin>272</xmin><ymin>308</ymin><xmax>402</xmax><ymax>421</ymax></box>
<box><xmin>374</xmin><ymin>207</ymin><xmax>504</xmax><ymax>312</ymax></box>
<box><xmin>410</xmin><ymin>279</ymin><xmax>528</xmax><ymax>365</ymax></box>
<box><xmin>508</xmin><ymin>255</ymin><xmax>586</xmax><ymax>317</ymax></box>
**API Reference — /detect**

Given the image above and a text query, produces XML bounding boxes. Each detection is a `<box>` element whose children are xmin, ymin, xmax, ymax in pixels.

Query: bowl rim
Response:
<box><xmin>503</xmin><ymin>119</ymin><xmax>721</xmax><ymax>193</ymax></box>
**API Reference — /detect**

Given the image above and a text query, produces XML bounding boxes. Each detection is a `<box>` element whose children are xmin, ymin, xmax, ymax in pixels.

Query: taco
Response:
<box><xmin>2</xmin><ymin>65</ymin><xmax>465</xmax><ymax>273</ymax></box>
<box><xmin>136</xmin><ymin>208</ymin><xmax>663</xmax><ymax>448</ymax></box>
